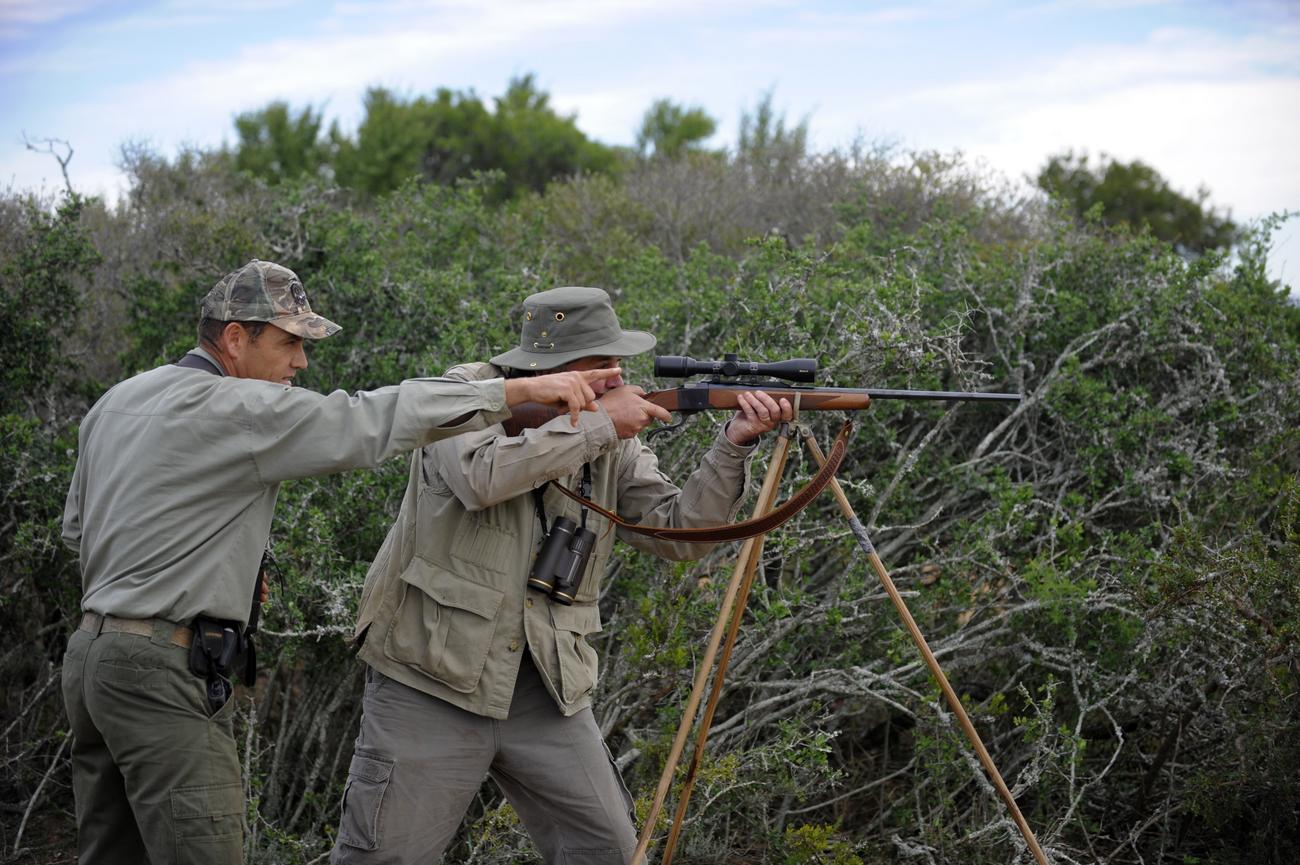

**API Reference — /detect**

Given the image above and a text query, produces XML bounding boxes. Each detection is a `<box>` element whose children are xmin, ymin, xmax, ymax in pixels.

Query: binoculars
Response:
<box><xmin>527</xmin><ymin>516</ymin><xmax>597</xmax><ymax>605</ymax></box>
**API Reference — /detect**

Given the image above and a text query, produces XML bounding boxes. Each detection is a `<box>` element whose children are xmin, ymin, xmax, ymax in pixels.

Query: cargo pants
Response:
<box><xmin>61</xmin><ymin>621</ymin><xmax>244</xmax><ymax>865</ymax></box>
<box><xmin>331</xmin><ymin>651</ymin><xmax>637</xmax><ymax>864</ymax></box>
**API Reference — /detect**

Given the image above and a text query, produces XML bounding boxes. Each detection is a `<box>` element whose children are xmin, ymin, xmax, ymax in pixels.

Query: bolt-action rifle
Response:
<box><xmin>502</xmin><ymin>353</ymin><xmax>1021</xmax><ymax>436</ymax></box>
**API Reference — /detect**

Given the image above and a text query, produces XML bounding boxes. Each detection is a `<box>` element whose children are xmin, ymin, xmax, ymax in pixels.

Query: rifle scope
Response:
<box><xmin>654</xmin><ymin>353</ymin><xmax>817</xmax><ymax>384</ymax></box>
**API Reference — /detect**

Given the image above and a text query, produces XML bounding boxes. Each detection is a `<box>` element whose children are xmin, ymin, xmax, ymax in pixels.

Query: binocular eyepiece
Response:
<box><xmin>654</xmin><ymin>353</ymin><xmax>817</xmax><ymax>384</ymax></box>
<box><xmin>527</xmin><ymin>516</ymin><xmax>597</xmax><ymax>606</ymax></box>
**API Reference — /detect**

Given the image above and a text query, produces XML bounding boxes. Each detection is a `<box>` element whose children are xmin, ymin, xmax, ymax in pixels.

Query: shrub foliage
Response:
<box><xmin>1</xmin><ymin>117</ymin><xmax>1296</xmax><ymax>865</ymax></box>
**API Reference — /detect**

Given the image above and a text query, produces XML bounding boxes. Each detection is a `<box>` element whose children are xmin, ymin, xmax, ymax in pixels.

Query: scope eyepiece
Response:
<box><xmin>653</xmin><ymin>353</ymin><xmax>817</xmax><ymax>384</ymax></box>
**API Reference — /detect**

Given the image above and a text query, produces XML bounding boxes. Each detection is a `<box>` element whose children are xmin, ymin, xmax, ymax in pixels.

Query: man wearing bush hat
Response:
<box><xmin>336</xmin><ymin>286</ymin><xmax>792</xmax><ymax>863</ymax></box>
<box><xmin>60</xmin><ymin>261</ymin><xmax>612</xmax><ymax>865</ymax></box>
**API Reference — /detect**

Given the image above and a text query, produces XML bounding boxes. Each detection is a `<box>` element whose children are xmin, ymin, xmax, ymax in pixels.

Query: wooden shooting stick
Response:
<box><xmin>801</xmin><ymin>428</ymin><xmax>1050</xmax><ymax>865</ymax></box>
<box><xmin>658</xmin><ymin>430</ymin><xmax>784</xmax><ymax>865</ymax></box>
<box><xmin>630</xmin><ymin>419</ymin><xmax>796</xmax><ymax>865</ymax></box>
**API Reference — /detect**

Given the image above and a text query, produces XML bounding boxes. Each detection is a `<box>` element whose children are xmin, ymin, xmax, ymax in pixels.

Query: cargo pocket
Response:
<box><xmin>171</xmin><ymin>782</ymin><xmax>243</xmax><ymax>864</ymax></box>
<box><xmin>602</xmin><ymin>739</ymin><xmax>636</xmax><ymax>827</ymax></box>
<box><xmin>384</xmin><ymin>557</ymin><xmax>504</xmax><ymax>693</ymax></box>
<box><xmin>573</xmin><ymin>546</ymin><xmax>610</xmax><ymax>605</ymax></box>
<box><xmin>552</xmin><ymin>604</ymin><xmax>603</xmax><ymax>704</ymax></box>
<box><xmin>337</xmin><ymin>753</ymin><xmax>394</xmax><ymax>851</ymax></box>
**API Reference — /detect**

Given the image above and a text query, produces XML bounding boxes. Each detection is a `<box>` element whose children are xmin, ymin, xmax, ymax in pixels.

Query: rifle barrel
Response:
<box><xmin>667</xmin><ymin>383</ymin><xmax>1021</xmax><ymax>403</ymax></box>
<box><xmin>863</xmin><ymin>388</ymin><xmax>1021</xmax><ymax>402</ymax></box>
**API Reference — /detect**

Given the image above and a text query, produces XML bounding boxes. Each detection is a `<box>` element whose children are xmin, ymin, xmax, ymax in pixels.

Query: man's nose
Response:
<box><xmin>293</xmin><ymin>344</ymin><xmax>308</xmax><ymax>369</ymax></box>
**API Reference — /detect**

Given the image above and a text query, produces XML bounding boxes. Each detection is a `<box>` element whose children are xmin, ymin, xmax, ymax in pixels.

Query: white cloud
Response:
<box><xmin>0</xmin><ymin>0</ymin><xmax>103</xmax><ymax>41</ymax></box>
<box><xmin>0</xmin><ymin>0</ymin><xmax>100</xmax><ymax>27</ymax></box>
<box><xmin>551</xmin><ymin>85</ymin><xmax>664</xmax><ymax>145</ymax></box>
<box><xmin>886</xmin><ymin>26</ymin><xmax>1300</xmax><ymax>214</ymax></box>
<box><xmin>1010</xmin><ymin>0</ymin><xmax>1175</xmax><ymax>18</ymax></box>
<box><xmin>2</xmin><ymin>0</ymin><xmax>1296</xmax><ymax>289</ymax></box>
<box><xmin>30</xmin><ymin>0</ymin><xmax>746</xmax><ymax>160</ymax></box>
<box><xmin>739</xmin><ymin>4</ymin><xmax>933</xmax><ymax>46</ymax></box>
<box><xmin>903</xmin><ymin>27</ymin><xmax>1299</xmax><ymax>109</ymax></box>
<box><xmin>980</xmin><ymin>78</ymin><xmax>1299</xmax><ymax>211</ymax></box>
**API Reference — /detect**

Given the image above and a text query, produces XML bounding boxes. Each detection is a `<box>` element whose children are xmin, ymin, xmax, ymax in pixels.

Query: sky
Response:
<box><xmin>1</xmin><ymin>0</ymin><xmax>1297</xmax><ymax>289</ymax></box>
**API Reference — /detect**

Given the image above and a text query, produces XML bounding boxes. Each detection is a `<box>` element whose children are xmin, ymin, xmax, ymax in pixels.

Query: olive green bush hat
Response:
<box><xmin>490</xmin><ymin>286</ymin><xmax>655</xmax><ymax>370</ymax></box>
<box><xmin>201</xmin><ymin>259</ymin><xmax>341</xmax><ymax>339</ymax></box>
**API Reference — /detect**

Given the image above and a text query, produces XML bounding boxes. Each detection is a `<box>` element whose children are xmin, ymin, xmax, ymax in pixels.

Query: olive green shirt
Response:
<box><xmin>355</xmin><ymin>362</ymin><xmax>757</xmax><ymax>719</ymax></box>
<box><xmin>62</xmin><ymin>347</ymin><xmax>511</xmax><ymax>627</ymax></box>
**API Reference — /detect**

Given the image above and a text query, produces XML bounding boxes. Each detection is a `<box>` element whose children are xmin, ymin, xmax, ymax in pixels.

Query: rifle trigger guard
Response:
<box><xmin>646</xmin><ymin>413</ymin><xmax>690</xmax><ymax>440</ymax></box>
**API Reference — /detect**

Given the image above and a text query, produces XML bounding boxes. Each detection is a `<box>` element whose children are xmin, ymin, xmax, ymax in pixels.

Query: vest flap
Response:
<box><xmin>399</xmin><ymin>557</ymin><xmax>505</xmax><ymax>620</ymax></box>
<box><xmin>550</xmin><ymin>602</ymin><xmax>602</xmax><ymax>635</ymax></box>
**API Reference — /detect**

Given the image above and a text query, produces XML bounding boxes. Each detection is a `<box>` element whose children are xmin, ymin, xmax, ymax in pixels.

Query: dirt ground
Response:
<box><xmin>6</xmin><ymin>810</ymin><xmax>77</xmax><ymax>864</ymax></box>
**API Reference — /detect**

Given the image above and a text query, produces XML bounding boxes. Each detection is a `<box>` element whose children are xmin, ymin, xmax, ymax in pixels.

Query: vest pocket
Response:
<box><xmin>384</xmin><ymin>557</ymin><xmax>504</xmax><ymax>693</ymax></box>
<box><xmin>551</xmin><ymin>603</ymin><xmax>603</xmax><ymax>705</ymax></box>
<box><xmin>450</xmin><ymin>515</ymin><xmax>513</xmax><ymax>574</ymax></box>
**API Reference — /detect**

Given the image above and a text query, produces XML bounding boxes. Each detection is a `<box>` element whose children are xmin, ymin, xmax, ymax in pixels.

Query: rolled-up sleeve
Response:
<box><xmin>249</xmin><ymin>376</ymin><xmax>512</xmax><ymax>483</ymax></box>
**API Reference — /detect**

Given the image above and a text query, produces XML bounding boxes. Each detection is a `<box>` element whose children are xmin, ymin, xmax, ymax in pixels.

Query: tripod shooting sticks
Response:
<box><xmin>801</xmin><ymin>427</ymin><xmax>1050</xmax><ymax>865</ymax></box>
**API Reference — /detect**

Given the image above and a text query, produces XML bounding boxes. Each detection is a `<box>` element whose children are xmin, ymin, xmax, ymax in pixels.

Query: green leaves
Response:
<box><xmin>0</xmin><ymin>193</ymin><xmax>98</xmax><ymax>413</ymax></box>
<box><xmin>1038</xmin><ymin>151</ymin><xmax>1237</xmax><ymax>255</ymax></box>
<box><xmin>4</xmin><ymin>108</ymin><xmax>1298</xmax><ymax>863</ymax></box>
<box><xmin>233</xmin><ymin>102</ymin><xmax>329</xmax><ymax>184</ymax></box>
<box><xmin>247</xmin><ymin>77</ymin><xmax>619</xmax><ymax>202</ymax></box>
<box><xmin>636</xmin><ymin>99</ymin><xmax>718</xmax><ymax>160</ymax></box>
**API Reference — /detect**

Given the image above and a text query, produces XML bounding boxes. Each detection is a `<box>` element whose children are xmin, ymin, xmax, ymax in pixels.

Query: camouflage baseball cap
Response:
<box><xmin>201</xmin><ymin>259</ymin><xmax>341</xmax><ymax>340</ymax></box>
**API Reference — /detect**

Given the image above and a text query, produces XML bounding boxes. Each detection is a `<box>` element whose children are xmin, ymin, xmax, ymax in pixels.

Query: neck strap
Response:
<box><xmin>174</xmin><ymin>352</ymin><xmax>224</xmax><ymax>376</ymax></box>
<box><xmin>532</xmin><ymin>462</ymin><xmax>593</xmax><ymax>537</ymax></box>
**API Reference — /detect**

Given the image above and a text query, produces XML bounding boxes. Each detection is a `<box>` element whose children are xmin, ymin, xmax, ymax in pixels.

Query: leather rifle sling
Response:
<box><xmin>546</xmin><ymin>421</ymin><xmax>853</xmax><ymax>543</ymax></box>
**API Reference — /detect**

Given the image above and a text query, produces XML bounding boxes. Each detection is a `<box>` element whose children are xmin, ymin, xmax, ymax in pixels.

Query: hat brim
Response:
<box><xmin>490</xmin><ymin>329</ymin><xmax>656</xmax><ymax>371</ymax></box>
<box><xmin>273</xmin><ymin>312</ymin><xmax>342</xmax><ymax>340</ymax></box>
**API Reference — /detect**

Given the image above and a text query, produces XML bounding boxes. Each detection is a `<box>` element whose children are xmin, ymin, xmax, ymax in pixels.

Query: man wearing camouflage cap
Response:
<box><xmin>334</xmin><ymin>286</ymin><xmax>792</xmax><ymax>863</ymax></box>
<box><xmin>60</xmin><ymin>261</ymin><xmax>612</xmax><ymax>865</ymax></box>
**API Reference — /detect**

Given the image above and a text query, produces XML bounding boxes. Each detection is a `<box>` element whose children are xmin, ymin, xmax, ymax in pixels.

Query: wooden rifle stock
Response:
<box><xmin>501</xmin><ymin>382</ymin><xmax>1019</xmax><ymax>436</ymax></box>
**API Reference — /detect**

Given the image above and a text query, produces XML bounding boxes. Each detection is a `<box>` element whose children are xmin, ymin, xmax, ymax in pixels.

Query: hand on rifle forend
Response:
<box><xmin>725</xmin><ymin>390</ymin><xmax>793</xmax><ymax>445</ymax></box>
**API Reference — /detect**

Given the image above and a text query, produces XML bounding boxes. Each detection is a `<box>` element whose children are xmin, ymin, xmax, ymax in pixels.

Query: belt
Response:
<box><xmin>79</xmin><ymin>612</ymin><xmax>193</xmax><ymax>649</ymax></box>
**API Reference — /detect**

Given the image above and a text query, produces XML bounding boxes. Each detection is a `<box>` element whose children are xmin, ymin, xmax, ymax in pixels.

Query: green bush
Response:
<box><xmin>1</xmin><ymin>129</ymin><xmax>1296</xmax><ymax>865</ymax></box>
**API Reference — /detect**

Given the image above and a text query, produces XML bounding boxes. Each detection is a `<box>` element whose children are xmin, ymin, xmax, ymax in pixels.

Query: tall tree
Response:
<box><xmin>635</xmin><ymin>98</ymin><xmax>718</xmax><ymax>159</ymax></box>
<box><xmin>737</xmin><ymin>89</ymin><xmax>809</xmax><ymax>180</ymax></box>
<box><xmin>1037</xmin><ymin>151</ymin><xmax>1236</xmax><ymax>255</ymax></box>
<box><xmin>330</xmin><ymin>88</ymin><xmax>444</xmax><ymax>195</ymax></box>
<box><xmin>309</xmin><ymin>77</ymin><xmax>616</xmax><ymax>199</ymax></box>
<box><xmin>232</xmin><ymin>102</ymin><xmax>327</xmax><ymax>183</ymax></box>
<box><xmin>487</xmin><ymin>74</ymin><xmax>618</xmax><ymax>199</ymax></box>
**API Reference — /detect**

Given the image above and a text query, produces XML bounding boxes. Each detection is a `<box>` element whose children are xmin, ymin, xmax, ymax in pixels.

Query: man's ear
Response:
<box><xmin>220</xmin><ymin>322</ymin><xmax>249</xmax><ymax>359</ymax></box>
